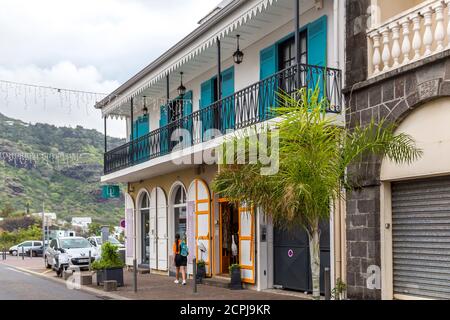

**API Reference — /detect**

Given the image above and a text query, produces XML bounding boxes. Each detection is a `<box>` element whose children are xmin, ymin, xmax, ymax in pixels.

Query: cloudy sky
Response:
<box><xmin>0</xmin><ymin>0</ymin><xmax>220</xmax><ymax>137</ymax></box>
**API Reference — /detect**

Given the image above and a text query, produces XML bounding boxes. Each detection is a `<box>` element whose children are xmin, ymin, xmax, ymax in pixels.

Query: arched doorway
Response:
<box><xmin>172</xmin><ymin>184</ymin><xmax>187</xmax><ymax>238</ymax></box>
<box><xmin>137</xmin><ymin>189</ymin><xmax>150</xmax><ymax>267</ymax></box>
<box><xmin>150</xmin><ymin>187</ymin><xmax>168</xmax><ymax>271</ymax></box>
<box><xmin>380</xmin><ymin>98</ymin><xmax>450</xmax><ymax>300</ymax></box>
<box><xmin>188</xmin><ymin>179</ymin><xmax>212</xmax><ymax>276</ymax></box>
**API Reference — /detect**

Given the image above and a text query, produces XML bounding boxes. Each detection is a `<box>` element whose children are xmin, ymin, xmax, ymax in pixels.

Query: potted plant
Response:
<box><xmin>229</xmin><ymin>264</ymin><xmax>242</xmax><ymax>290</ymax></box>
<box><xmin>92</xmin><ymin>242</ymin><xmax>125</xmax><ymax>287</ymax></box>
<box><xmin>331</xmin><ymin>278</ymin><xmax>347</xmax><ymax>300</ymax></box>
<box><xmin>196</xmin><ymin>260</ymin><xmax>206</xmax><ymax>284</ymax></box>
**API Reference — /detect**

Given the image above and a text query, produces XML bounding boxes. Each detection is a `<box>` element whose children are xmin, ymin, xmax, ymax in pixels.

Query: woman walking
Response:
<box><xmin>173</xmin><ymin>233</ymin><xmax>188</xmax><ymax>285</ymax></box>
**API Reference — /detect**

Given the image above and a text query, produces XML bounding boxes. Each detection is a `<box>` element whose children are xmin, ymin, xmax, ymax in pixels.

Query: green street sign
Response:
<box><xmin>102</xmin><ymin>185</ymin><xmax>120</xmax><ymax>199</ymax></box>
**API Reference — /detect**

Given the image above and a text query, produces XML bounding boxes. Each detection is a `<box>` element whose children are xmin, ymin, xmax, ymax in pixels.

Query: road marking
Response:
<box><xmin>6</xmin><ymin>267</ymin><xmax>31</xmax><ymax>276</ymax></box>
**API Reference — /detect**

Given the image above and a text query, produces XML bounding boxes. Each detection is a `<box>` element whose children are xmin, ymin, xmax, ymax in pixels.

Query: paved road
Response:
<box><xmin>0</xmin><ymin>264</ymin><xmax>102</xmax><ymax>300</ymax></box>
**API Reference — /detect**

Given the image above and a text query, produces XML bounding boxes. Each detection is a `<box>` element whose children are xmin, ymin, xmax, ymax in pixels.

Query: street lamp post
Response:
<box><xmin>42</xmin><ymin>201</ymin><xmax>45</xmax><ymax>267</ymax></box>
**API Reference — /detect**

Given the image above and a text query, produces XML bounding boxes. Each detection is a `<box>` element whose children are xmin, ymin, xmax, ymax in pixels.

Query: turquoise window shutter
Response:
<box><xmin>137</xmin><ymin>115</ymin><xmax>149</xmax><ymax>138</ymax></box>
<box><xmin>221</xmin><ymin>67</ymin><xmax>235</xmax><ymax>98</ymax></box>
<box><xmin>183</xmin><ymin>91</ymin><xmax>193</xmax><ymax>147</ymax></box>
<box><xmin>200</xmin><ymin>80</ymin><xmax>213</xmax><ymax>109</ymax></box>
<box><xmin>259</xmin><ymin>44</ymin><xmax>278</xmax><ymax>121</ymax></box>
<box><xmin>260</xmin><ymin>45</ymin><xmax>277</xmax><ymax>80</ymax></box>
<box><xmin>183</xmin><ymin>91</ymin><xmax>193</xmax><ymax>116</ymax></box>
<box><xmin>159</xmin><ymin>105</ymin><xmax>169</xmax><ymax>155</ymax></box>
<box><xmin>200</xmin><ymin>79</ymin><xmax>214</xmax><ymax>141</ymax></box>
<box><xmin>130</xmin><ymin>116</ymin><xmax>150</xmax><ymax>163</ymax></box>
<box><xmin>307</xmin><ymin>15</ymin><xmax>328</xmax><ymax>103</ymax></box>
<box><xmin>160</xmin><ymin>105</ymin><xmax>168</xmax><ymax>127</ymax></box>
<box><xmin>221</xmin><ymin>67</ymin><xmax>235</xmax><ymax>131</ymax></box>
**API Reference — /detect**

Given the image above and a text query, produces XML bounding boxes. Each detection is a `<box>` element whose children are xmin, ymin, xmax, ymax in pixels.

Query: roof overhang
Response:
<box><xmin>96</xmin><ymin>0</ymin><xmax>311</xmax><ymax>118</ymax></box>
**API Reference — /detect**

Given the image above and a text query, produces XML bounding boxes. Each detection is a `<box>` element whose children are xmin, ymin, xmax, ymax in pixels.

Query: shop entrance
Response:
<box><xmin>219</xmin><ymin>201</ymin><xmax>239</xmax><ymax>275</ymax></box>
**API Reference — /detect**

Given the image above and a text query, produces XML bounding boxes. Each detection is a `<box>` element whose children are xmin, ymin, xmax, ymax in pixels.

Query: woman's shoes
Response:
<box><xmin>174</xmin><ymin>279</ymin><xmax>180</xmax><ymax>284</ymax></box>
<box><xmin>182</xmin><ymin>280</ymin><xmax>186</xmax><ymax>285</ymax></box>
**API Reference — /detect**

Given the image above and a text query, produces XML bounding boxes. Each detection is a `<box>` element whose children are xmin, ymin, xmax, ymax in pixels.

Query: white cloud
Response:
<box><xmin>0</xmin><ymin>0</ymin><xmax>220</xmax><ymax>137</ymax></box>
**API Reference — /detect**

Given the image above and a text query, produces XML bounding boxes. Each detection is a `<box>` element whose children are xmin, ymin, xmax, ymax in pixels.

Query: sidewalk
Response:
<box><xmin>0</xmin><ymin>257</ymin><xmax>306</xmax><ymax>300</ymax></box>
<box><xmin>86</xmin><ymin>269</ymin><xmax>304</xmax><ymax>300</ymax></box>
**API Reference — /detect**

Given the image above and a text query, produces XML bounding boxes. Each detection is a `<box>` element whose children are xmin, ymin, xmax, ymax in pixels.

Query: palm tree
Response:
<box><xmin>212</xmin><ymin>86</ymin><xmax>422</xmax><ymax>299</ymax></box>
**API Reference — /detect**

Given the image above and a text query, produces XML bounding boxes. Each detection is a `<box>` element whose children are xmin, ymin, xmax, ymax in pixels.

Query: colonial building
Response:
<box><xmin>96</xmin><ymin>0</ymin><xmax>345</xmax><ymax>293</ymax></box>
<box><xmin>346</xmin><ymin>0</ymin><xmax>450</xmax><ymax>300</ymax></box>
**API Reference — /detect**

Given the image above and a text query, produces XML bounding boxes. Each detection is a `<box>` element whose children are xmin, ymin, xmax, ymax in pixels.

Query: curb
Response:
<box><xmin>4</xmin><ymin>264</ymin><xmax>130</xmax><ymax>300</ymax></box>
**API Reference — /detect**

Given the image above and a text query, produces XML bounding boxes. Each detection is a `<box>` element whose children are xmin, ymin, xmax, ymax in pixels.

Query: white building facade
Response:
<box><xmin>97</xmin><ymin>0</ymin><xmax>346</xmax><ymax>293</ymax></box>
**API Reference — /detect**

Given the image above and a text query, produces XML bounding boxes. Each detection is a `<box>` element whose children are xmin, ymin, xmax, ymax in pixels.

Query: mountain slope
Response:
<box><xmin>0</xmin><ymin>112</ymin><xmax>125</xmax><ymax>225</ymax></box>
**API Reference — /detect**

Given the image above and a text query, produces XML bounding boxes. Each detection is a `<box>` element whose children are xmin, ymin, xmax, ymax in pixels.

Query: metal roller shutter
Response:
<box><xmin>392</xmin><ymin>176</ymin><xmax>450</xmax><ymax>300</ymax></box>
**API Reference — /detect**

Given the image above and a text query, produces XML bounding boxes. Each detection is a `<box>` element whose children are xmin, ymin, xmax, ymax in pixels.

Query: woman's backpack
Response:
<box><xmin>180</xmin><ymin>241</ymin><xmax>189</xmax><ymax>257</ymax></box>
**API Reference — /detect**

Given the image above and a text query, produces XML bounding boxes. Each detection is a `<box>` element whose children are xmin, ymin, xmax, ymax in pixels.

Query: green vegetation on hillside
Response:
<box><xmin>0</xmin><ymin>112</ymin><xmax>125</xmax><ymax>225</ymax></box>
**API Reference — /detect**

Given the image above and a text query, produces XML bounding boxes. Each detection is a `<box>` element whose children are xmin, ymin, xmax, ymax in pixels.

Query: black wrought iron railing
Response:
<box><xmin>104</xmin><ymin>63</ymin><xmax>342</xmax><ymax>175</ymax></box>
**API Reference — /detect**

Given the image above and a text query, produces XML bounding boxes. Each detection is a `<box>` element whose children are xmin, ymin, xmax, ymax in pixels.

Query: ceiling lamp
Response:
<box><xmin>142</xmin><ymin>96</ymin><xmax>148</xmax><ymax>115</ymax></box>
<box><xmin>233</xmin><ymin>35</ymin><xmax>244</xmax><ymax>65</ymax></box>
<box><xmin>177</xmin><ymin>72</ymin><xmax>186</xmax><ymax>97</ymax></box>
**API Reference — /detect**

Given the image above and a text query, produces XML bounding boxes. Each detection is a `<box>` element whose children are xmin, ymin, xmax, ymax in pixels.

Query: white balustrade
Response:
<box><xmin>400</xmin><ymin>18</ymin><xmax>411</xmax><ymax>64</ymax></box>
<box><xmin>368</xmin><ymin>0</ymin><xmax>450</xmax><ymax>77</ymax></box>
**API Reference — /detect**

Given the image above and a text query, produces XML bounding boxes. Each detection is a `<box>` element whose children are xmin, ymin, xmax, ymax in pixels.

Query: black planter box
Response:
<box><xmin>96</xmin><ymin>267</ymin><xmax>124</xmax><ymax>287</ymax></box>
<box><xmin>196</xmin><ymin>265</ymin><xmax>206</xmax><ymax>284</ymax></box>
<box><xmin>229</xmin><ymin>268</ymin><xmax>243</xmax><ymax>290</ymax></box>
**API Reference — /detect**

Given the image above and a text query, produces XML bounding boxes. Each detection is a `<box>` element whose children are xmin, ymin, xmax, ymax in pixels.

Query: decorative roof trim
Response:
<box><xmin>99</xmin><ymin>0</ymin><xmax>278</xmax><ymax>117</ymax></box>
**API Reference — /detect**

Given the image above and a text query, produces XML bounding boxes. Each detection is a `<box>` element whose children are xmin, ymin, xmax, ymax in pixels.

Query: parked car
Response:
<box><xmin>27</xmin><ymin>245</ymin><xmax>44</xmax><ymax>257</ymax></box>
<box><xmin>9</xmin><ymin>241</ymin><xmax>43</xmax><ymax>256</ymax></box>
<box><xmin>44</xmin><ymin>237</ymin><xmax>99</xmax><ymax>277</ymax></box>
<box><xmin>87</xmin><ymin>236</ymin><xmax>124</xmax><ymax>250</ymax></box>
<box><xmin>88</xmin><ymin>236</ymin><xmax>125</xmax><ymax>263</ymax></box>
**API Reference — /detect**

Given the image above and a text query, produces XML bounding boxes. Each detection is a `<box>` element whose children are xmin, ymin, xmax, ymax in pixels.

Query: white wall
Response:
<box><xmin>381</xmin><ymin>98</ymin><xmax>450</xmax><ymax>181</ymax></box>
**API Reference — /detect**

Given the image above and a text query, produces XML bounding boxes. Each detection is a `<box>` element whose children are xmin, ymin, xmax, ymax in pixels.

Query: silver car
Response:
<box><xmin>45</xmin><ymin>237</ymin><xmax>99</xmax><ymax>277</ymax></box>
<box><xmin>9</xmin><ymin>240</ymin><xmax>43</xmax><ymax>256</ymax></box>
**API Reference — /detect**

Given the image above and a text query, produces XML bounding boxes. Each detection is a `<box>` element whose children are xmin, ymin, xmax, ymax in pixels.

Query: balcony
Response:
<box><xmin>367</xmin><ymin>0</ymin><xmax>450</xmax><ymax>77</ymax></box>
<box><xmin>104</xmin><ymin>63</ymin><xmax>342</xmax><ymax>175</ymax></box>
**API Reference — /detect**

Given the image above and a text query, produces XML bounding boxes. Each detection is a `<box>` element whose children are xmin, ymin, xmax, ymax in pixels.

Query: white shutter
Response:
<box><xmin>125</xmin><ymin>194</ymin><xmax>135</xmax><ymax>266</ymax></box>
<box><xmin>149</xmin><ymin>190</ymin><xmax>157</xmax><ymax>270</ymax></box>
<box><xmin>155</xmin><ymin>187</ymin><xmax>168</xmax><ymax>271</ymax></box>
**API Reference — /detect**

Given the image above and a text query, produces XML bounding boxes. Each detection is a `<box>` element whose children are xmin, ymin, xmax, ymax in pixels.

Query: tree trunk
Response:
<box><xmin>308</xmin><ymin>219</ymin><xmax>321</xmax><ymax>300</ymax></box>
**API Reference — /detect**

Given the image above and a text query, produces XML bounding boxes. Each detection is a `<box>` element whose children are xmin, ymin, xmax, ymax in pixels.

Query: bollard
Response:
<box><xmin>324</xmin><ymin>267</ymin><xmax>331</xmax><ymax>300</ymax></box>
<box><xmin>30</xmin><ymin>249</ymin><xmax>32</xmax><ymax>259</ymax></box>
<box><xmin>88</xmin><ymin>251</ymin><xmax>91</xmax><ymax>272</ymax></box>
<box><xmin>22</xmin><ymin>246</ymin><xmax>24</xmax><ymax>260</ymax></box>
<box><xmin>133</xmin><ymin>259</ymin><xmax>138</xmax><ymax>293</ymax></box>
<box><xmin>193</xmin><ymin>257</ymin><xmax>197</xmax><ymax>294</ymax></box>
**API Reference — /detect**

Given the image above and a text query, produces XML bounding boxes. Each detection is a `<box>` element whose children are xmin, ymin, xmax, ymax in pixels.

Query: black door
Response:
<box><xmin>277</xmin><ymin>31</ymin><xmax>307</xmax><ymax>94</ymax></box>
<box><xmin>273</xmin><ymin>221</ymin><xmax>330</xmax><ymax>293</ymax></box>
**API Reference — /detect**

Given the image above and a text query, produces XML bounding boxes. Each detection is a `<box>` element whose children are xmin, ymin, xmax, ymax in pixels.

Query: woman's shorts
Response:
<box><xmin>175</xmin><ymin>254</ymin><xmax>187</xmax><ymax>267</ymax></box>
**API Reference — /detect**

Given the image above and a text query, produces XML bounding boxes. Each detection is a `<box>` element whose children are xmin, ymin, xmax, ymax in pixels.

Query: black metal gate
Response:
<box><xmin>273</xmin><ymin>221</ymin><xmax>330</xmax><ymax>293</ymax></box>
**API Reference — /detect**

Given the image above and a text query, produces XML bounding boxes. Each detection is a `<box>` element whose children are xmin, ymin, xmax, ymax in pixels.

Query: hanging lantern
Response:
<box><xmin>177</xmin><ymin>72</ymin><xmax>186</xmax><ymax>97</ymax></box>
<box><xmin>142</xmin><ymin>96</ymin><xmax>148</xmax><ymax>115</ymax></box>
<box><xmin>233</xmin><ymin>35</ymin><xmax>244</xmax><ymax>65</ymax></box>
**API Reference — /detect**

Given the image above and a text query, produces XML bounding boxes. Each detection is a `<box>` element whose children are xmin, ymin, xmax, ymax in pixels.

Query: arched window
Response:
<box><xmin>173</xmin><ymin>186</ymin><xmax>187</xmax><ymax>238</ymax></box>
<box><xmin>139</xmin><ymin>191</ymin><xmax>150</xmax><ymax>265</ymax></box>
<box><xmin>141</xmin><ymin>192</ymin><xmax>150</xmax><ymax>209</ymax></box>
